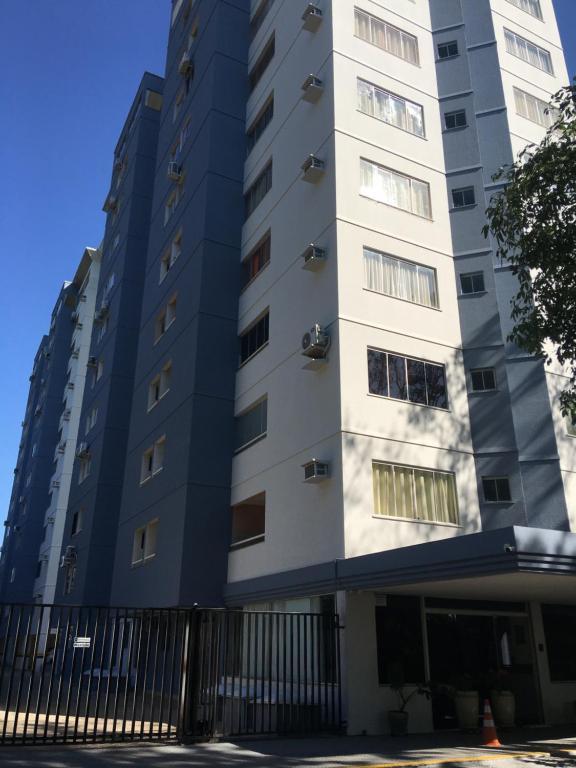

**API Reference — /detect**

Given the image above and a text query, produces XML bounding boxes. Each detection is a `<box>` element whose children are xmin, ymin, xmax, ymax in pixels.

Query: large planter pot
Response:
<box><xmin>455</xmin><ymin>691</ymin><xmax>480</xmax><ymax>730</ymax></box>
<box><xmin>388</xmin><ymin>709</ymin><xmax>409</xmax><ymax>736</ymax></box>
<box><xmin>491</xmin><ymin>690</ymin><xmax>515</xmax><ymax>728</ymax></box>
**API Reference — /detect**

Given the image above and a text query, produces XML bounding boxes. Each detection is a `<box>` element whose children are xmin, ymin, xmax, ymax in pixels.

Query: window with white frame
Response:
<box><xmin>147</xmin><ymin>361</ymin><xmax>172</xmax><ymax>411</ymax></box>
<box><xmin>368</xmin><ymin>349</ymin><xmax>448</xmax><ymax>409</ymax></box>
<box><xmin>140</xmin><ymin>436</ymin><xmax>166</xmax><ymax>484</ymax></box>
<box><xmin>460</xmin><ymin>272</ymin><xmax>485</xmax><ymax>295</ymax></box>
<box><xmin>85</xmin><ymin>406</ymin><xmax>98</xmax><ymax>435</ymax></box>
<box><xmin>360</xmin><ymin>159</ymin><xmax>432</xmax><ymax>219</ymax></box>
<box><xmin>565</xmin><ymin>413</ymin><xmax>576</xmax><ymax>437</ymax></box>
<box><xmin>96</xmin><ymin>360</ymin><xmax>104</xmax><ymax>383</ymax></box>
<box><xmin>437</xmin><ymin>40</ymin><xmax>459</xmax><ymax>60</ymax></box>
<box><xmin>363</xmin><ymin>247</ymin><xmax>439</xmax><ymax>309</ymax></box>
<box><xmin>97</xmin><ymin>315</ymin><xmax>109</xmax><ymax>342</ymax></box>
<box><xmin>444</xmin><ymin>109</ymin><xmax>467</xmax><ymax>130</ymax></box>
<box><xmin>357</xmin><ymin>79</ymin><xmax>424</xmax><ymax>137</ymax></box>
<box><xmin>154</xmin><ymin>295</ymin><xmax>177</xmax><ymax>343</ymax></box>
<box><xmin>132</xmin><ymin>519</ymin><xmax>159</xmax><ymax>564</ymax></box>
<box><xmin>506</xmin><ymin>0</ymin><xmax>542</xmax><ymax>20</ymax></box>
<box><xmin>78</xmin><ymin>456</ymin><xmax>91</xmax><ymax>484</ymax></box>
<box><xmin>482</xmin><ymin>476</ymin><xmax>512</xmax><ymax>503</ymax></box>
<box><xmin>173</xmin><ymin>86</ymin><xmax>185</xmax><ymax>122</ymax></box>
<box><xmin>354</xmin><ymin>8</ymin><xmax>419</xmax><ymax>65</ymax></box>
<box><xmin>505</xmin><ymin>29</ymin><xmax>552</xmax><ymax>74</ymax></box>
<box><xmin>171</xmin><ymin>118</ymin><xmax>191</xmax><ymax>159</ymax></box>
<box><xmin>514</xmin><ymin>87</ymin><xmax>555</xmax><ymax>127</ymax></box>
<box><xmin>160</xmin><ymin>230</ymin><xmax>182</xmax><ymax>282</ymax></box>
<box><xmin>372</xmin><ymin>461</ymin><xmax>459</xmax><ymax>524</ymax></box>
<box><xmin>451</xmin><ymin>187</ymin><xmax>476</xmax><ymax>209</ymax></box>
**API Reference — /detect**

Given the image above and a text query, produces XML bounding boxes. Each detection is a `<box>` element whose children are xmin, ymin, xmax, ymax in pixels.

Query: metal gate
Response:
<box><xmin>0</xmin><ymin>604</ymin><xmax>342</xmax><ymax>745</ymax></box>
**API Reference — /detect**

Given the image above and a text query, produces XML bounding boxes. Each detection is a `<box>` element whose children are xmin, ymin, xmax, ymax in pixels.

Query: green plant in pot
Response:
<box><xmin>388</xmin><ymin>667</ymin><xmax>431</xmax><ymax>736</ymax></box>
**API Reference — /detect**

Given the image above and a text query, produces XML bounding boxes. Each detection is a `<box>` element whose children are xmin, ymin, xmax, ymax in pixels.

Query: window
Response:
<box><xmin>246</xmin><ymin>95</ymin><xmax>274</xmax><ymax>155</ymax></box>
<box><xmin>231</xmin><ymin>492</ymin><xmax>265</xmax><ymax>547</ymax></box>
<box><xmin>368</xmin><ymin>349</ymin><xmax>448</xmax><ymax>409</ymax></box>
<box><xmin>354</xmin><ymin>8</ymin><xmax>419</xmax><ymax>65</ymax></box>
<box><xmin>364</xmin><ymin>248</ymin><xmax>439</xmax><ymax>309</ymax></box>
<box><xmin>482</xmin><ymin>476</ymin><xmax>512</xmax><ymax>503</ymax></box>
<box><xmin>542</xmin><ymin>605</ymin><xmax>576</xmax><ymax>682</ymax></box>
<box><xmin>154</xmin><ymin>295</ymin><xmax>177</xmax><ymax>343</ymax></box>
<box><xmin>171</xmin><ymin>119</ymin><xmax>191</xmax><ymax>160</ymax></box>
<box><xmin>147</xmin><ymin>361</ymin><xmax>172</xmax><ymax>411</ymax></box>
<box><xmin>160</xmin><ymin>230</ymin><xmax>182</xmax><ymax>282</ymax></box>
<box><xmin>444</xmin><ymin>109</ymin><xmax>467</xmax><ymax>130</ymax></box>
<box><xmin>505</xmin><ymin>29</ymin><xmax>553</xmax><ymax>74</ymax></box>
<box><xmin>375</xmin><ymin>596</ymin><xmax>425</xmax><ymax>684</ymax></box>
<box><xmin>250</xmin><ymin>0</ymin><xmax>272</xmax><ymax>41</ymax></box>
<box><xmin>78</xmin><ymin>456</ymin><xmax>91</xmax><ymax>484</ymax></box>
<box><xmin>360</xmin><ymin>159</ymin><xmax>432</xmax><ymax>219</ymax></box>
<box><xmin>235</xmin><ymin>398</ymin><xmax>268</xmax><ymax>451</ymax></box>
<box><xmin>10</xmin><ymin>568</ymin><xmax>15</xmax><ymax>584</ymax></box>
<box><xmin>71</xmin><ymin>508</ymin><xmax>83</xmax><ymax>536</ymax></box>
<box><xmin>357</xmin><ymin>79</ymin><xmax>424</xmax><ymax>138</ymax></box>
<box><xmin>242</xmin><ymin>231</ymin><xmax>271</xmax><ymax>288</ymax></box>
<box><xmin>63</xmin><ymin>563</ymin><xmax>76</xmax><ymax>595</ymax></box>
<box><xmin>451</xmin><ymin>187</ymin><xmax>476</xmax><ymax>209</ymax></box>
<box><xmin>372</xmin><ymin>461</ymin><xmax>459</xmax><ymax>524</ymax></box>
<box><xmin>164</xmin><ymin>184</ymin><xmax>184</xmax><ymax>225</ymax></box>
<box><xmin>96</xmin><ymin>360</ymin><xmax>104</xmax><ymax>383</ymax></box>
<box><xmin>85</xmin><ymin>407</ymin><xmax>98</xmax><ymax>434</ymax></box>
<box><xmin>460</xmin><ymin>272</ymin><xmax>485</xmax><ymax>295</ymax></box>
<box><xmin>36</xmin><ymin>560</ymin><xmax>42</xmax><ymax>579</ymax></box>
<box><xmin>506</xmin><ymin>0</ymin><xmax>542</xmax><ymax>20</ymax></box>
<box><xmin>471</xmin><ymin>368</ymin><xmax>496</xmax><ymax>392</ymax></box>
<box><xmin>514</xmin><ymin>87</ymin><xmax>554</xmax><ymax>128</ymax></box>
<box><xmin>565</xmin><ymin>413</ymin><xmax>576</xmax><ymax>437</ymax></box>
<box><xmin>240</xmin><ymin>311</ymin><xmax>269</xmax><ymax>364</ymax></box>
<box><xmin>97</xmin><ymin>315</ymin><xmax>109</xmax><ymax>342</ymax></box>
<box><xmin>245</xmin><ymin>161</ymin><xmax>272</xmax><ymax>219</ymax></box>
<box><xmin>249</xmin><ymin>34</ymin><xmax>275</xmax><ymax>93</ymax></box>
<box><xmin>145</xmin><ymin>89</ymin><xmax>163</xmax><ymax>111</ymax></box>
<box><xmin>173</xmin><ymin>86</ymin><xmax>185</xmax><ymax>121</ymax></box>
<box><xmin>437</xmin><ymin>40</ymin><xmax>459</xmax><ymax>60</ymax></box>
<box><xmin>132</xmin><ymin>519</ymin><xmax>159</xmax><ymax>564</ymax></box>
<box><xmin>140</xmin><ymin>437</ymin><xmax>166</xmax><ymax>484</ymax></box>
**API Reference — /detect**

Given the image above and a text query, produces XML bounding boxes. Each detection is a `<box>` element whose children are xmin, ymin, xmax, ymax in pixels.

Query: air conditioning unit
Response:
<box><xmin>167</xmin><ymin>161</ymin><xmax>183</xmax><ymax>182</ymax></box>
<box><xmin>51</xmin><ymin>480</ymin><xmax>60</xmax><ymax>489</ymax></box>
<box><xmin>302</xmin><ymin>244</ymin><xmax>326</xmax><ymax>271</ymax></box>
<box><xmin>71</xmin><ymin>347</ymin><xmax>79</xmax><ymax>359</ymax></box>
<box><xmin>301</xmin><ymin>154</ymin><xmax>325</xmax><ymax>183</ymax></box>
<box><xmin>87</xmin><ymin>356</ymin><xmax>98</xmax><ymax>368</ymax></box>
<box><xmin>67</xmin><ymin>382</ymin><xmax>75</xmax><ymax>390</ymax></box>
<box><xmin>301</xmin><ymin>74</ymin><xmax>324</xmax><ymax>103</ymax></box>
<box><xmin>62</xmin><ymin>409</ymin><xmax>71</xmax><ymax>421</ymax></box>
<box><xmin>76</xmin><ymin>442</ymin><xmax>90</xmax><ymax>459</ymax></box>
<box><xmin>302</xmin><ymin>3</ymin><xmax>323</xmax><ymax>32</ymax></box>
<box><xmin>302</xmin><ymin>324</ymin><xmax>330</xmax><ymax>359</ymax></box>
<box><xmin>46</xmin><ymin>516</ymin><xmax>55</xmax><ymax>525</ymax></box>
<box><xmin>302</xmin><ymin>459</ymin><xmax>329</xmax><ymax>483</ymax></box>
<box><xmin>60</xmin><ymin>546</ymin><xmax>77</xmax><ymax>568</ymax></box>
<box><xmin>178</xmin><ymin>51</ymin><xmax>194</xmax><ymax>77</ymax></box>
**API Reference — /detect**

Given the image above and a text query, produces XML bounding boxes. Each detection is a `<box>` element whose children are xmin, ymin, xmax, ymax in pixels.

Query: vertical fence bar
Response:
<box><xmin>148</xmin><ymin>610</ymin><xmax>161</xmax><ymax>738</ymax></box>
<box><xmin>129</xmin><ymin>611</ymin><xmax>145</xmax><ymax>739</ymax></box>
<box><xmin>43</xmin><ymin>606</ymin><xmax>64</xmax><ymax>742</ymax></box>
<box><xmin>62</xmin><ymin>607</ymin><xmax>83</xmax><ymax>742</ymax></box>
<box><xmin>221</xmin><ymin>612</ymin><xmax>229</xmax><ymax>738</ymax></box>
<box><xmin>22</xmin><ymin>605</ymin><xmax>44</xmax><ymax>741</ymax></box>
<box><xmin>336</xmin><ymin>613</ymin><xmax>342</xmax><ymax>730</ymax></box>
<box><xmin>101</xmin><ymin>607</ymin><xmax>119</xmax><ymax>741</ymax></box>
<box><xmin>82</xmin><ymin>607</ymin><xmax>100</xmax><ymax>742</ymax></box>
<box><xmin>2</xmin><ymin>605</ymin><xmax>23</xmax><ymax>741</ymax></box>
<box><xmin>32</xmin><ymin>605</ymin><xmax>53</xmax><ymax>743</ymax></box>
<box><xmin>92</xmin><ymin>607</ymin><xmax>111</xmax><ymax>742</ymax></box>
<box><xmin>166</xmin><ymin>610</ymin><xmax>181</xmax><ymax>738</ymax></box>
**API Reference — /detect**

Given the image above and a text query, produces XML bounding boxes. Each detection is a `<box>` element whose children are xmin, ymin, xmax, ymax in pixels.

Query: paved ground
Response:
<box><xmin>1</xmin><ymin>729</ymin><xmax>576</xmax><ymax>768</ymax></box>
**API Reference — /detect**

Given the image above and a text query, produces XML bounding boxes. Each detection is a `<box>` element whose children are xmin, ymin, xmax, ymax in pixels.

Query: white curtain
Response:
<box><xmin>417</xmin><ymin>266</ymin><xmax>438</xmax><ymax>308</ymax></box>
<box><xmin>402</xmin><ymin>32</ymin><xmax>419</xmax><ymax>65</ymax></box>
<box><xmin>434</xmin><ymin>473</ymin><xmax>458</xmax><ymax>524</ymax></box>
<box><xmin>414</xmin><ymin>470</ymin><xmax>436</xmax><ymax>522</ymax></box>
<box><xmin>358</xmin><ymin>80</ymin><xmax>373</xmax><ymax>115</ymax></box>
<box><xmin>354</xmin><ymin>9</ymin><xmax>370</xmax><ymax>40</ymax></box>
<box><xmin>371</xmin><ymin>17</ymin><xmax>386</xmax><ymax>48</ymax></box>
<box><xmin>386</xmin><ymin>24</ymin><xmax>402</xmax><ymax>57</ymax></box>
<box><xmin>406</xmin><ymin>101</ymin><xmax>424</xmax><ymax>137</ymax></box>
<box><xmin>411</xmin><ymin>178</ymin><xmax>431</xmax><ymax>218</ymax></box>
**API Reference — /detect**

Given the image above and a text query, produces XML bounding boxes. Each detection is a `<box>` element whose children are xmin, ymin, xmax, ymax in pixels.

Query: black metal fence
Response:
<box><xmin>0</xmin><ymin>604</ymin><xmax>342</xmax><ymax>745</ymax></box>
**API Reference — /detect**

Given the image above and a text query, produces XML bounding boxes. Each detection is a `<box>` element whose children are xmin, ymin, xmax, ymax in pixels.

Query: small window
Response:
<box><xmin>482</xmin><ymin>476</ymin><xmax>512</xmax><ymax>503</ymax></box>
<box><xmin>437</xmin><ymin>41</ymin><xmax>459</xmax><ymax>60</ymax></box>
<box><xmin>154</xmin><ymin>295</ymin><xmax>177</xmax><ymax>343</ymax></box>
<box><xmin>452</xmin><ymin>187</ymin><xmax>476</xmax><ymax>209</ymax></box>
<box><xmin>471</xmin><ymin>368</ymin><xmax>496</xmax><ymax>392</ymax></box>
<box><xmin>239</xmin><ymin>311</ymin><xmax>269</xmax><ymax>364</ymax></box>
<box><xmin>147</xmin><ymin>361</ymin><xmax>172</xmax><ymax>411</ymax></box>
<box><xmin>244</xmin><ymin>161</ymin><xmax>272</xmax><ymax>219</ymax></box>
<box><xmin>246</xmin><ymin>95</ymin><xmax>274</xmax><ymax>155</ymax></box>
<box><xmin>164</xmin><ymin>185</ymin><xmax>184</xmax><ymax>225</ymax></box>
<box><xmin>144</xmin><ymin>89</ymin><xmax>163</xmax><ymax>111</ymax></box>
<box><xmin>249</xmin><ymin>34</ymin><xmax>275</xmax><ymax>93</ymax></box>
<box><xmin>460</xmin><ymin>272</ymin><xmax>485</xmax><ymax>295</ymax></box>
<box><xmin>132</xmin><ymin>519</ymin><xmax>159</xmax><ymax>564</ymax></box>
<box><xmin>444</xmin><ymin>110</ymin><xmax>467</xmax><ymax>130</ymax></box>
<box><xmin>85</xmin><ymin>407</ymin><xmax>98</xmax><ymax>435</ymax></box>
<box><xmin>231</xmin><ymin>492</ymin><xmax>265</xmax><ymax>547</ymax></box>
<box><xmin>36</xmin><ymin>561</ymin><xmax>43</xmax><ymax>579</ymax></box>
<box><xmin>160</xmin><ymin>230</ymin><xmax>182</xmax><ymax>282</ymax></box>
<box><xmin>140</xmin><ymin>436</ymin><xmax>166</xmax><ymax>484</ymax></box>
<box><xmin>242</xmin><ymin>231</ymin><xmax>271</xmax><ymax>288</ymax></box>
<box><xmin>173</xmin><ymin>86</ymin><xmax>185</xmax><ymax>122</ymax></box>
<box><xmin>78</xmin><ymin>456</ymin><xmax>91</xmax><ymax>484</ymax></box>
<box><xmin>250</xmin><ymin>0</ymin><xmax>272</xmax><ymax>41</ymax></box>
<box><xmin>71</xmin><ymin>508</ymin><xmax>83</xmax><ymax>536</ymax></box>
<box><xmin>235</xmin><ymin>398</ymin><xmax>268</xmax><ymax>451</ymax></box>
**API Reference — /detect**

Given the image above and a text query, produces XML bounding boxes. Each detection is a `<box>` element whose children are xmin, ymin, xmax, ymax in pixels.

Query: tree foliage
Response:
<box><xmin>483</xmin><ymin>82</ymin><xmax>576</xmax><ymax>417</ymax></box>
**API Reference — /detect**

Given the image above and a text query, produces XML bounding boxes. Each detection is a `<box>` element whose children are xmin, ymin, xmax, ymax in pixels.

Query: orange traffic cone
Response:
<box><xmin>482</xmin><ymin>698</ymin><xmax>502</xmax><ymax>747</ymax></box>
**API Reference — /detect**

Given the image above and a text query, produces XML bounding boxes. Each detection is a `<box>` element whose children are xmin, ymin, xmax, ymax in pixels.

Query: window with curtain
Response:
<box><xmin>372</xmin><ymin>461</ymin><xmax>459</xmax><ymax>524</ymax></box>
<box><xmin>357</xmin><ymin>79</ymin><xmax>424</xmax><ymax>137</ymax></box>
<box><xmin>354</xmin><ymin>8</ymin><xmax>419</xmax><ymax>65</ymax></box>
<box><xmin>504</xmin><ymin>29</ymin><xmax>553</xmax><ymax>74</ymax></box>
<box><xmin>505</xmin><ymin>0</ymin><xmax>542</xmax><ymax>20</ymax></box>
<box><xmin>368</xmin><ymin>349</ymin><xmax>448</xmax><ymax>409</ymax></box>
<box><xmin>363</xmin><ymin>247</ymin><xmax>439</xmax><ymax>309</ymax></box>
<box><xmin>360</xmin><ymin>159</ymin><xmax>431</xmax><ymax>218</ymax></box>
<box><xmin>513</xmin><ymin>87</ymin><xmax>555</xmax><ymax>128</ymax></box>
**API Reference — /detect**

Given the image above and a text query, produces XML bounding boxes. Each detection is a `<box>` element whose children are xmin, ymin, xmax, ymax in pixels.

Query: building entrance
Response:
<box><xmin>425</xmin><ymin>601</ymin><xmax>541</xmax><ymax>729</ymax></box>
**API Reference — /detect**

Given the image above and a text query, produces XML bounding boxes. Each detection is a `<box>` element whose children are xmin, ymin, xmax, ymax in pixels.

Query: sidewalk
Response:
<box><xmin>1</xmin><ymin>727</ymin><xmax>575</xmax><ymax>768</ymax></box>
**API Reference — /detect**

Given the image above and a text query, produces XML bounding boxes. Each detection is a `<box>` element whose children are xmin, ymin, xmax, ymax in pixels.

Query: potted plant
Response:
<box><xmin>453</xmin><ymin>674</ymin><xmax>480</xmax><ymax>731</ymax></box>
<box><xmin>489</xmin><ymin>670</ymin><xmax>515</xmax><ymax>728</ymax></box>
<box><xmin>388</xmin><ymin>680</ymin><xmax>431</xmax><ymax>736</ymax></box>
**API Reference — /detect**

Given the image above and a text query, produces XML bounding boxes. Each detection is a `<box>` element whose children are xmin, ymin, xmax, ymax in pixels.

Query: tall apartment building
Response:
<box><xmin>56</xmin><ymin>74</ymin><xmax>163</xmax><ymax>604</ymax></box>
<box><xmin>3</xmin><ymin>0</ymin><xmax>576</xmax><ymax>735</ymax></box>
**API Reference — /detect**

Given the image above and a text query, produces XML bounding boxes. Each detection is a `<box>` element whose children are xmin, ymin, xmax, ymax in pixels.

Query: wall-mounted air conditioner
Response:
<box><xmin>301</xmin><ymin>154</ymin><xmax>325</xmax><ymax>183</ymax></box>
<box><xmin>87</xmin><ymin>356</ymin><xmax>97</xmax><ymax>368</ymax></box>
<box><xmin>302</xmin><ymin>459</ymin><xmax>329</xmax><ymax>483</ymax></box>
<box><xmin>302</xmin><ymin>3</ymin><xmax>323</xmax><ymax>32</ymax></box>
<box><xmin>179</xmin><ymin>52</ymin><xmax>194</xmax><ymax>77</ymax></box>
<box><xmin>167</xmin><ymin>161</ymin><xmax>183</xmax><ymax>182</ymax></box>
<box><xmin>62</xmin><ymin>409</ymin><xmax>71</xmax><ymax>421</ymax></box>
<box><xmin>301</xmin><ymin>244</ymin><xmax>326</xmax><ymax>271</ymax></box>
<box><xmin>301</xmin><ymin>74</ymin><xmax>324</xmax><ymax>103</ymax></box>
<box><xmin>302</xmin><ymin>323</ymin><xmax>330</xmax><ymax>359</ymax></box>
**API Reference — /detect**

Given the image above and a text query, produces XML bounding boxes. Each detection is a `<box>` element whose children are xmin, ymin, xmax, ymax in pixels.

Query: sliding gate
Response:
<box><xmin>0</xmin><ymin>604</ymin><xmax>342</xmax><ymax>745</ymax></box>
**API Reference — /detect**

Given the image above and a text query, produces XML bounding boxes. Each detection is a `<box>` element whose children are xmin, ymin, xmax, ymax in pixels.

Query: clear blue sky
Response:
<box><xmin>0</xmin><ymin>0</ymin><xmax>575</xmax><ymax>525</ymax></box>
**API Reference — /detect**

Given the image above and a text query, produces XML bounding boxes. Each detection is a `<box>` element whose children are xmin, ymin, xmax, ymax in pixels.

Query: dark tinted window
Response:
<box><xmin>249</xmin><ymin>34</ymin><xmax>275</xmax><ymax>93</ymax></box>
<box><xmin>482</xmin><ymin>476</ymin><xmax>512</xmax><ymax>502</ymax></box>
<box><xmin>244</xmin><ymin>162</ymin><xmax>272</xmax><ymax>219</ymax></box>
<box><xmin>542</xmin><ymin>605</ymin><xmax>576</xmax><ymax>681</ymax></box>
<box><xmin>375</xmin><ymin>597</ymin><xmax>425</xmax><ymax>684</ymax></box>
<box><xmin>438</xmin><ymin>41</ymin><xmax>459</xmax><ymax>59</ymax></box>
<box><xmin>460</xmin><ymin>272</ymin><xmax>485</xmax><ymax>294</ymax></box>
<box><xmin>368</xmin><ymin>350</ymin><xmax>448</xmax><ymax>409</ymax></box>
<box><xmin>444</xmin><ymin>110</ymin><xmax>466</xmax><ymax>130</ymax></box>
<box><xmin>240</xmin><ymin>312</ymin><xmax>269</xmax><ymax>364</ymax></box>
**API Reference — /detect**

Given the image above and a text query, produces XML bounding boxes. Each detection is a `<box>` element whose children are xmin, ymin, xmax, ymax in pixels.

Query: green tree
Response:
<box><xmin>483</xmin><ymin>82</ymin><xmax>576</xmax><ymax>418</ymax></box>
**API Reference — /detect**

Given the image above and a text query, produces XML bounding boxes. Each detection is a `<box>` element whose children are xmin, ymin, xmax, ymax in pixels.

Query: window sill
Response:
<box><xmin>458</xmin><ymin>291</ymin><xmax>488</xmax><ymax>299</ymax></box>
<box><xmin>229</xmin><ymin>534</ymin><xmax>265</xmax><ymax>551</ymax></box>
<box><xmin>131</xmin><ymin>554</ymin><xmax>156</xmax><ymax>568</ymax></box>
<box><xmin>443</xmin><ymin>125</ymin><xmax>468</xmax><ymax>133</ymax></box>
<box><xmin>469</xmin><ymin>388</ymin><xmax>498</xmax><ymax>395</ymax></box>
<box><xmin>436</xmin><ymin>55</ymin><xmax>460</xmax><ymax>62</ymax></box>
<box><xmin>450</xmin><ymin>204</ymin><xmax>477</xmax><ymax>212</ymax></box>
<box><xmin>362</xmin><ymin>287</ymin><xmax>441</xmax><ymax>312</ymax></box>
<box><xmin>482</xmin><ymin>500</ymin><xmax>513</xmax><ymax>505</ymax></box>
<box><xmin>367</xmin><ymin>392</ymin><xmax>450</xmax><ymax>413</ymax></box>
<box><xmin>372</xmin><ymin>514</ymin><xmax>461</xmax><ymax>528</ymax></box>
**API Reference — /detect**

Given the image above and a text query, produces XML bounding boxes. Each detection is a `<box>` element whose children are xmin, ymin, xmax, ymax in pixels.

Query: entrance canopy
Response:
<box><xmin>225</xmin><ymin>526</ymin><xmax>576</xmax><ymax>605</ymax></box>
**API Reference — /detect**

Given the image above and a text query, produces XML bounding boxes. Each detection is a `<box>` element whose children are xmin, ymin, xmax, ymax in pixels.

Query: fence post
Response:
<box><xmin>176</xmin><ymin>607</ymin><xmax>201</xmax><ymax>743</ymax></box>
